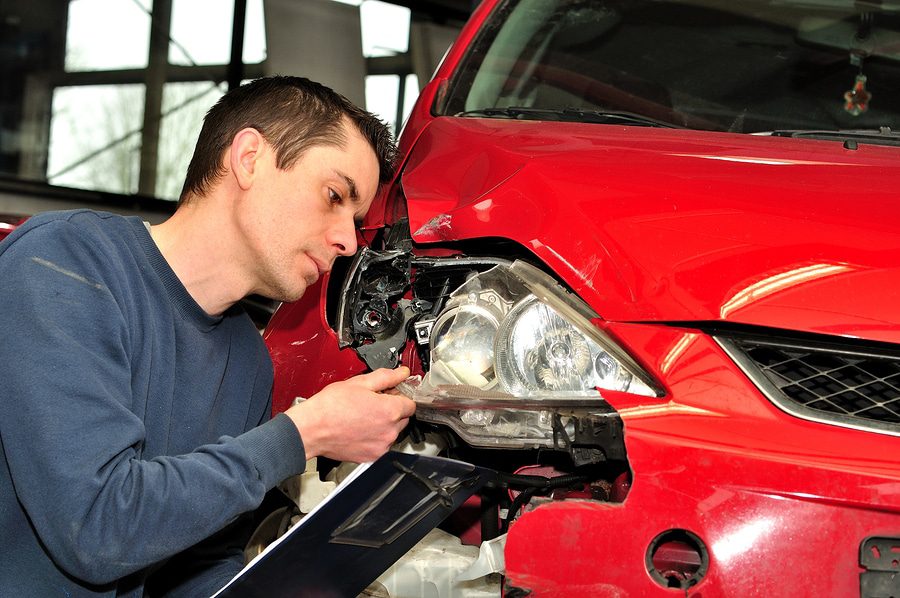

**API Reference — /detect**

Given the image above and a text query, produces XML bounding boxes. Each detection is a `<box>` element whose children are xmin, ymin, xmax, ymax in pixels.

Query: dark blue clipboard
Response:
<box><xmin>212</xmin><ymin>452</ymin><xmax>495</xmax><ymax>598</ymax></box>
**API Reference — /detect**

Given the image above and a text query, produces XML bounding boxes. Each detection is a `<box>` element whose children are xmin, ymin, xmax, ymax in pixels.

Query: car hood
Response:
<box><xmin>397</xmin><ymin>117</ymin><xmax>900</xmax><ymax>343</ymax></box>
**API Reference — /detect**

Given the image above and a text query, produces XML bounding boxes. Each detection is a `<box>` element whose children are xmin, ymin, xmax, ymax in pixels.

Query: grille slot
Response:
<box><xmin>720</xmin><ymin>337</ymin><xmax>900</xmax><ymax>435</ymax></box>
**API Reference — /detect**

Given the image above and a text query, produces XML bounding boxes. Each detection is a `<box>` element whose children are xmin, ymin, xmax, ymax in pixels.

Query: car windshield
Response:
<box><xmin>438</xmin><ymin>0</ymin><xmax>900</xmax><ymax>134</ymax></box>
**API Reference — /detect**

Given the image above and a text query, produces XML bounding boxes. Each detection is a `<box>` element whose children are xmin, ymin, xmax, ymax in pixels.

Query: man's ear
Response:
<box><xmin>229</xmin><ymin>128</ymin><xmax>265</xmax><ymax>190</ymax></box>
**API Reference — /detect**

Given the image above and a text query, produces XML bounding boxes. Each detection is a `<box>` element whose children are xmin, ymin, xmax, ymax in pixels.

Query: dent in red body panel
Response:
<box><xmin>400</xmin><ymin>118</ymin><xmax>900</xmax><ymax>342</ymax></box>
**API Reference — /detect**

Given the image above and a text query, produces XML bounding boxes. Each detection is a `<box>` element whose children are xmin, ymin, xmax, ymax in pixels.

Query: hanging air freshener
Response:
<box><xmin>843</xmin><ymin>74</ymin><xmax>871</xmax><ymax>116</ymax></box>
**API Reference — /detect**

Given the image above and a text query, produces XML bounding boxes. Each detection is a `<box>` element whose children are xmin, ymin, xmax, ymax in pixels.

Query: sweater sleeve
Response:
<box><xmin>0</xmin><ymin>219</ymin><xmax>306</xmax><ymax>585</ymax></box>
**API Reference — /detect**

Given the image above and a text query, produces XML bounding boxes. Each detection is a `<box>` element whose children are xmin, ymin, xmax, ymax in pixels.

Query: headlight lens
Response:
<box><xmin>402</xmin><ymin>260</ymin><xmax>662</xmax><ymax>449</ymax></box>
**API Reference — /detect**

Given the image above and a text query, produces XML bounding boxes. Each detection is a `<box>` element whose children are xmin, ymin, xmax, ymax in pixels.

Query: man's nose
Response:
<box><xmin>331</xmin><ymin>218</ymin><xmax>358</xmax><ymax>257</ymax></box>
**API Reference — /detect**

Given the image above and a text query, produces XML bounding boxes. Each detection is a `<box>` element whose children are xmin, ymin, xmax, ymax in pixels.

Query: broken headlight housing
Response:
<box><xmin>401</xmin><ymin>261</ymin><xmax>661</xmax><ymax>449</ymax></box>
<box><xmin>337</xmin><ymin>244</ymin><xmax>662</xmax><ymax>458</ymax></box>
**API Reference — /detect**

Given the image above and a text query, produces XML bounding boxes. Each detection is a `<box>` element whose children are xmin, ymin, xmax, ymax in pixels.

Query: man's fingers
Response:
<box><xmin>392</xmin><ymin>395</ymin><xmax>416</xmax><ymax>419</ymax></box>
<box><xmin>354</xmin><ymin>366</ymin><xmax>411</xmax><ymax>391</ymax></box>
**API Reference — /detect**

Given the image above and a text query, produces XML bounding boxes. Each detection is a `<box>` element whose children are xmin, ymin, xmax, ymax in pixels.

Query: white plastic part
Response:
<box><xmin>368</xmin><ymin>528</ymin><xmax>501</xmax><ymax>598</ymax></box>
<box><xmin>457</xmin><ymin>534</ymin><xmax>507</xmax><ymax>582</ymax></box>
<box><xmin>393</xmin><ymin>432</ymin><xmax>448</xmax><ymax>457</ymax></box>
<box><xmin>278</xmin><ymin>457</ymin><xmax>337</xmax><ymax>514</ymax></box>
<box><xmin>323</xmin><ymin>459</ymin><xmax>360</xmax><ymax>485</ymax></box>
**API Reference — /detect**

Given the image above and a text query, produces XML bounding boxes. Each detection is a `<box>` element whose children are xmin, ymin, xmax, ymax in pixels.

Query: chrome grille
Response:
<box><xmin>719</xmin><ymin>337</ymin><xmax>900</xmax><ymax>435</ymax></box>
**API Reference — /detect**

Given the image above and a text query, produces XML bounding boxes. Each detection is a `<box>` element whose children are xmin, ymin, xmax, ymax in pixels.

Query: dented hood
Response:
<box><xmin>399</xmin><ymin>117</ymin><xmax>900</xmax><ymax>343</ymax></box>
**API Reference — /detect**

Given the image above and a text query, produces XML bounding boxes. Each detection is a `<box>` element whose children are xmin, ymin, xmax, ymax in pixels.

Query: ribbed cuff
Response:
<box><xmin>236</xmin><ymin>413</ymin><xmax>306</xmax><ymax>489</ymax></box>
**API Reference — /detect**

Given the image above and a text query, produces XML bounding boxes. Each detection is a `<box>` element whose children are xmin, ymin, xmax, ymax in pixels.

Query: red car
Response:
<box><xmin>262</xmin><ymin>1</ymin><xmax>900</xmax><ymax>596</ymax></box>
<box><xmin>0</xmin><ymin>214</ymin><xmax>27</xmax><ymax>243</ymax></box>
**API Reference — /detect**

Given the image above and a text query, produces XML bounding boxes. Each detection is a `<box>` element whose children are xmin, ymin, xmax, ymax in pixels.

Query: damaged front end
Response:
<box><xmin>265</xmin><ymin>218</ymin><xmax>663</xmax><ymax>596</ymax></box>
<box><xmin>258</xmin><ymin>213</ymin><xmax>667</xmax><ymax>596</ymax></box>
<box><xmin>337</xmin><ymin>220</ymin><xmax>659</xmax><ymax>466</ymax></box>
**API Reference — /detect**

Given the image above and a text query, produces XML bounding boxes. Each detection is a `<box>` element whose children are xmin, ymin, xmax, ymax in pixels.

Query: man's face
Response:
<box><xmin>240</xmin><ymin>120</ymin><xmax>380</xmax><ymax>302</ymax></box>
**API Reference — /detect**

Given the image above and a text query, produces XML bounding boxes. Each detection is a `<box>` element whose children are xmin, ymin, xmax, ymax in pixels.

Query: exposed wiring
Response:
<box><xmin>497</xmin><ymin>471</ymin><xmax>590</xmax><ymax>532</ymax></box>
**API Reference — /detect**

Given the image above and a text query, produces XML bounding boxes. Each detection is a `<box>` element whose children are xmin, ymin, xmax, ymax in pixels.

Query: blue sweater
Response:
<box><xmin>0</xmin><ymin>211</ymin><xmax>306</xmax><ymax>596</ymax></box>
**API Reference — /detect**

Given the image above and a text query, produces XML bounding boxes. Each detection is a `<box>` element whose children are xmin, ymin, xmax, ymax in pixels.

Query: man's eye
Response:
<box><xmin>328</xmin><ymin>188</ymin><xmax>342</xmax><ymax>204</ymax></box>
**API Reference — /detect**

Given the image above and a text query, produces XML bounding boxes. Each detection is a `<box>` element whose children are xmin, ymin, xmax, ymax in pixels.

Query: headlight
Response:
<box><xmin>401</xmin><ymin>260</ymin><xmax>662</xmax><ymax>449</ymax></box>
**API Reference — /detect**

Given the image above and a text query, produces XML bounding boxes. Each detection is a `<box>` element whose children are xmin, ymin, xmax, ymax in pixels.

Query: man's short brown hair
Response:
<box><xmin>179</xmin><ymin>76</ymin><xmax>397</xmax><ymax>204</ymax></box>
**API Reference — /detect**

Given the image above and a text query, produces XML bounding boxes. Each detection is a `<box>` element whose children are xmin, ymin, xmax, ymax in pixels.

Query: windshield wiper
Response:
<box><xmin>456</xmin><ymin>106</ymin><xmax>683</xmax><ymax>128</ymax></box>
<box><xmin>767</xmin><ymin>127</ymin><xmax>900</xmax><ymax>148</ymax></box>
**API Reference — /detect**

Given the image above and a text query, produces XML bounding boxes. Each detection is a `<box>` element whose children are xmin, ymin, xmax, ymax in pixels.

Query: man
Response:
<box><xmin>0</xmin><ymin>76</ymin><xmax>416</xmax><ymax>596</ymax></box>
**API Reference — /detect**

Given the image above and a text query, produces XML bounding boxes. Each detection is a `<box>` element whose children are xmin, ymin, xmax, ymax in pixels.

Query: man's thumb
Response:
<box><xmin>357</xmin><ymin>366</ymin><xmax>410</xmax><ymax>391</ymax></box>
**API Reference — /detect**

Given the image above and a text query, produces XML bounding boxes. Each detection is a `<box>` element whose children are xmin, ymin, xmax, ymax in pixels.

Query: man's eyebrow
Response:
<box><xmin>336</xmin><ymin>170</ymin><xmax>360</xmax><ymax>202</ymax></box>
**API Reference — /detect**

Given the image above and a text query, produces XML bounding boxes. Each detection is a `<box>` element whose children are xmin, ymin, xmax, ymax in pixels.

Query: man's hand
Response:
<box><xmin>285</xmin><ymin>367</ymin><xmax>416</xmax><ymax>463</ymax></box>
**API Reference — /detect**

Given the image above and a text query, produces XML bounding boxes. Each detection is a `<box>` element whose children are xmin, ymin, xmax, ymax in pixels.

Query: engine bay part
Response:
<box><xmin>364</xmin><ymin>529</ymin><xmax>503</xmax><ymax>598</ymax></box>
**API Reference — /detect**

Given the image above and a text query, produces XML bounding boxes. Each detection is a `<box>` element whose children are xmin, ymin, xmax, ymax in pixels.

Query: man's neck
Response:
<box><xmin>149</xmin><ymin>201</ymin><xmax>252</xmax><ymax>316</ymax></box>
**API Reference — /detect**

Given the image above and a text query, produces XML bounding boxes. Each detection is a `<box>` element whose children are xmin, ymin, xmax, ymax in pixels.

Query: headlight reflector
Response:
<box><xmin>498</xmin><ymin>297</ymin><xmax>608</xmax><ymax>393</ymax></box>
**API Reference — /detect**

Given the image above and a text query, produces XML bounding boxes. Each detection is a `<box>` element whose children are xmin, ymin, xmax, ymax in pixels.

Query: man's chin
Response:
<box><xmin>265</xmin><ymin>282</ymin><xmax>309</xmax><ymax>304</ymax></box>
<box><xmin>260</xmin><ymin>270</ymin><xmax>319</xmax><ymax>303</ymax></box>
<box><xmin>281</xmin><ymin>288</ymin><xmax>307</xmax><ymax>303</ymax></box>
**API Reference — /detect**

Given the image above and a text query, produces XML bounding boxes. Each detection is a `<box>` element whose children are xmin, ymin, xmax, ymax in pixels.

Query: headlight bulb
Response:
<box><xmin>533</xmin><ymin>327</ymin><xmax>594</xmax><ymax>390</ymax></box>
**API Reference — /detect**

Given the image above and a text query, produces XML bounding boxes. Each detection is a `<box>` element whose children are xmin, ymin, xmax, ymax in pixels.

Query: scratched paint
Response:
<box><xmin>290</xmin><ymin>333</ymin><xmax>320</xmax><ymax>347</ymax></box>
<box><xmin>414</xmin><ymin>214</ymin><xmax>452</xmax><ymax>238</ymax></box>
